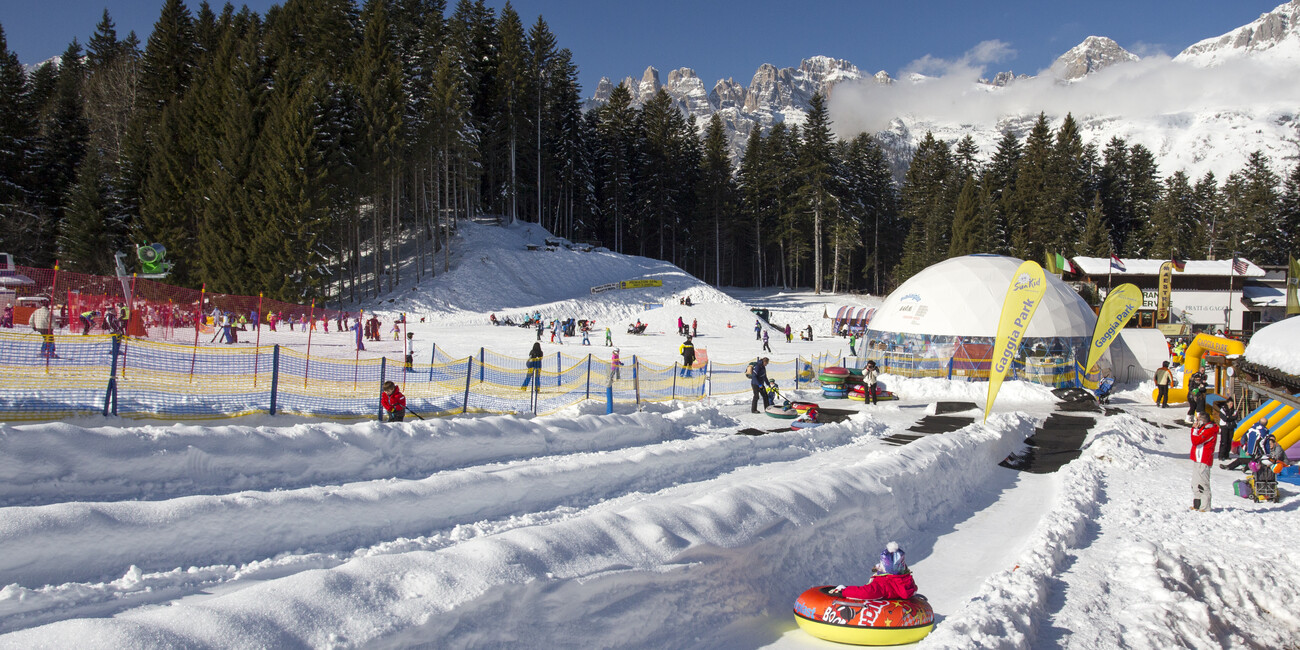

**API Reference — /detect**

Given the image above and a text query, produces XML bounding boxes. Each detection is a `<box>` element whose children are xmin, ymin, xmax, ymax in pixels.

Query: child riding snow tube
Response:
<box><xmin>794</xmin><ymin>542</ymin><xmax>934</xmax><ymax>645</ymax></box>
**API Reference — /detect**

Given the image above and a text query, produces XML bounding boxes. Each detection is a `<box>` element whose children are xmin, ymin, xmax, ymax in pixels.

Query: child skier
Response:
<box><xmin>828</xmin><ymin>542</ymin><xmax>917</xmax><ymax>600</ymax></box>
<box><xmin>381</xmin><ymin>381</ymin><xmax>406</xmax><ymax>422</ymax></box>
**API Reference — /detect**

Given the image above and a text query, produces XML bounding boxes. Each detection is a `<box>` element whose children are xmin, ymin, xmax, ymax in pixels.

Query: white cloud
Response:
<box><xmin>828</xmin><ymin>43</ymin><xmax>1300</xmax><ymax>138</ymax></box>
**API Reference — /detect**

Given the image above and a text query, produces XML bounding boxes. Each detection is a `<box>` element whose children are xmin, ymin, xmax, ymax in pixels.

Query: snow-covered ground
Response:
<box><xmin>3</xmin><ymin>223</ymin><xmax>1298</xmax><ymax>649</ymax></box>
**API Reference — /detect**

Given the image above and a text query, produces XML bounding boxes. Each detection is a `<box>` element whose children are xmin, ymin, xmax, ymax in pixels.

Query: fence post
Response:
<box><xmin>463</xmin><ymin>357</ymin><xmax>473</xmax><ymax>414</ymax></box>
<box><xmin>948</xmin><ymin>357</ymin><xmax>954</xmax><ymax>381</ymax></box>
<box><xmin>672</xmin><ymin>363</ymin><xmax>678</xmax><ymax>400</ymax></box>
<box><xmin>478</xmin><ymin>347</ymin><xmax>485</xmax><ymax>383</ymax></box>
<box><xmin>585</xmin><ymin>354</ymin><xmax>592</xmax><ymax>400</ymax></box>
<box><xmin>269</xmin><ymin>345</ymin><xmax>280</xmax><ymax>415</ymax></box>
<box><xmin>556</xmin><ymin>352</ymin><xmax>561</xmax><ymax>387</ymax></box>
<box><xmin>103</xmin><ymin>336</ymin><xmax>120</xmax><ymax>416</ymax></box>
<box><xmin>633</xmin><ymin>356</ymin><xmax>640</xmax><ymax>404</ymax></box>
<box><xmin>378</xmin><ymin>357</ymin><xmax>387</xmax><ymax>421</ymax></box>
<box><xmin>429</xmin><ymin>344</ymin><xmax>436</xmax><ymax>382</ymax></box>
<box><xmin>707</xmin><ymin>361</ymin><xmax>712</xmax><ymax>397</ymax></box>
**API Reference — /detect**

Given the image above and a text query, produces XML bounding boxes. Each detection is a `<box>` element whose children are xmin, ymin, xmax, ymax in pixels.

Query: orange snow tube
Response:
<box><xmin>792</xmin><ymin>586</ymin><xmax>934</xmax><ymax>646</ymax></box>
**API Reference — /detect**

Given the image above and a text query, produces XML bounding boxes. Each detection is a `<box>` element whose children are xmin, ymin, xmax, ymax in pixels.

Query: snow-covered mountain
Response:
<box><xmin>586</xmin><ymin>55</ymin><xmax>881</xmax><ymax>159</ymax></box>
<box><xmin>588</xmin><ymin>0</ymin><xmax>1300</xmax><ymax>180</ymax></box>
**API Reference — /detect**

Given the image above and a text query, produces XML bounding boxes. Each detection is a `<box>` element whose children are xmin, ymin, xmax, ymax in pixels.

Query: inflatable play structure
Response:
<box><xmin>792</xmin><ymin>586</ymin><xmax>934</xmax><ymax>645</ymax></box>
<box><xmin>1149</xmin><ymin>333</ymin><xmax>1245</xmax><ymax>405</ymax></box>
<box><xmin>1234</xmin><ymin>394</ymin><xmax>1300</xmax><ymax>455</ymax></box>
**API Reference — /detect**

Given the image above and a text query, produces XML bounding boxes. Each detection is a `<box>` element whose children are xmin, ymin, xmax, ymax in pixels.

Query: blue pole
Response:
<box><xmin>556</xmin><ymin>352</ymin><xmax>561</xmax><ymax>387</ymax></box>
<box><xmin>672</xmin><ymin>363</ymin><xmax>678</xmax><ymax>400</ymax></box>
<box><xmin>103</xmin><ymin>336</ymin><xmax>120</xmax><ymax>416</ymax></box>
<box><xmin>463</xmin><ymin>357</ymin><xmax>473</xmax><ymax>414</ymax></box>
<box><xmin>428</xmin><ymin>344</ymin><xmax>436</xmax><ymax>382</ymax></box>
<box><xmin>478</xmin><ymin>347</ymin><xmax>484</xmax><ymax>383</ymax></box>
<box><xmin>378</xmin><ymin>357</ymin><xmax>387</xmax><ymax>421</ymax></box>
<box><xmin>586</xmin><ymin>354</ymin><xmax>592</xmax><ymax>400</ymax></box>
<box><xmin>269</xmin><ymin>345</ymin><xmax>280</xmax><ymax>415</ymax></box>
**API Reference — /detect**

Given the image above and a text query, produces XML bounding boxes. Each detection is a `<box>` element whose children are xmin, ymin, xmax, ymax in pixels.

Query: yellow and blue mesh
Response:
<box><xmin>1</xmin><ymin>331</ymin><xmax>113</xmax><ymax>419</ymax></box>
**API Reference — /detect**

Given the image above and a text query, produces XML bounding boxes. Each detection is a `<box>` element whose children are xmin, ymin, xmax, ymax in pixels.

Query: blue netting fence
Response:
<box><xmin>1</xmin><ymin>332</ymin><xmax>855</xmax><ymax>421</ymax></box>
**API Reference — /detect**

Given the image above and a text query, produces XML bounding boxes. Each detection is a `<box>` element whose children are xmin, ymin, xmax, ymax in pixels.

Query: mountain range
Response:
<box><xmin>586</xmin><ymin>0</ymin><xmax>1300</xmax><ymax>180</ymax></box>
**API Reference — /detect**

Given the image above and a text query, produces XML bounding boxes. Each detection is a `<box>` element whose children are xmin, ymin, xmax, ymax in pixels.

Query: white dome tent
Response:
<box><xmin>862</xmin><ymin>255</ymin><xmax>1099</xmax><ymax>386</ymax></box>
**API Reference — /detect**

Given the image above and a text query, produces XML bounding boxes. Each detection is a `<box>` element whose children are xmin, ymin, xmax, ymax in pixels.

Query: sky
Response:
<box><xmin>0</xmin><ymin>0</ymin><xmax>1283</xmax><ymax>95</ymax></box>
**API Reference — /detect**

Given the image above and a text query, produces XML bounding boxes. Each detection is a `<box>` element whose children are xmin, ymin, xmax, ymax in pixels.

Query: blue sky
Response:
<box><xmin>0</xmin><ymin>0</ymin><xmax>1281</xmax><ymax>94</ymax></box>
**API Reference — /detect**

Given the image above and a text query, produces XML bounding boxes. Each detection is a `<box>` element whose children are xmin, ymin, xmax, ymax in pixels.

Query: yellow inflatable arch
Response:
<box><xmin>1150</xmin><ymin>333</ymin><xmax>1245</xmax><ymax>405</ymax></box>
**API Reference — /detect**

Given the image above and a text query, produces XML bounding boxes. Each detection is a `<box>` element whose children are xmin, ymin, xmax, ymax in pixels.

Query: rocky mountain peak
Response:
<box><xmin>708</xmin><ymin>78</ymin><xmax>747</xmax><ymax>111</ymax></box>
<box><xmin>1176</xmin><ymin>0</ymin><xmax>1300</xmax><ymax>64</ymax></box>
<box><xmin>1051</xmin><ymin>36</ymin><xmax>1139</xmax><ymax>80</ymax></box>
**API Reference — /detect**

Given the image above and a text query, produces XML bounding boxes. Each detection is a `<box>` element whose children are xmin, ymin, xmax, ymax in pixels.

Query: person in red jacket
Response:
<box><xmin>1189</xmin><ymin>411</ymin><xmax>1219</xmax><ymax>512</ymax></box>
<box><xmin>829</xmin><ymin>542</ymin><xmax>917</xmax><ymax>600</ymax></box>
<box><xmin>381</xmin><ymin>381</ymin><xmax>406</xmax><ymax>422</ymax></box>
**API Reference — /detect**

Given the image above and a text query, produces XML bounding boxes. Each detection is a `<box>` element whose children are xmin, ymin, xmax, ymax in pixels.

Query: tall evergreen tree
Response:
<box><xmin>1079</xmin><ymin>192</ymin><xmax>1112</xmax><ymax>256</ymax></box>
<box><xmin>57</xmin><ymin>149</ymin><xmax>114</xmax><ymax>273</ymax></box>
<box><xmin>698</xmin><ymin>113</ymin><xmax>733</xmax><ymax>286</ymax></box>
<box><xmin>948</xmin><ymin>175</ymin><xmax>980</xmax><ymax>257</ymax></box>
<box><xmin>797</xmin><ymin>92</ymin><xmax>835</xmax><ymax>294</ymax></box>
<box><xmin>895</xmin><ymin>132</ymin><xmax>955</xmax><ymax>281</ymax></box>
<box><xmin>1279</xmin><ymin>162</ymin><xmax>1300</xmax><ymax>259</ymax></box>
<box><xmin>0</xmin><ymin>25</ymin><xmax>36</xmax><ymax>262</ymax></box>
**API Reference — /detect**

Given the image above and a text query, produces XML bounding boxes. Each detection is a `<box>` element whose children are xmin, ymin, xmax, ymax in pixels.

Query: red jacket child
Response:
<box><xmin>832</xmin><ymin>542</ymin><xmax>918</xmax><ymax>600</ymax></box>
<box><xmin>381</xmin><ymin>381</ymin><xmax>406</xmax><ymax>422</ymax></box>
<box><xmin>1189</xmin><ymin>417</ymin><xmax>1219</xmax><ymax>466</ymax></box>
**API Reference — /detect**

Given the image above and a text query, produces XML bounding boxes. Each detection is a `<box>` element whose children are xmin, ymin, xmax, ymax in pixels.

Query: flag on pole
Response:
<box><xmin>1062</xmin><ymin>255</ymin><xmax>1080</xmax><ymax>274</ymax></box>
<box><xmin>1045</xmin><ymin>252</ymin><xmax>1060</xmax><ymax>274</ymax></box>
<box><xmin>1170</xmin><ymin>252</ymin><xmax>1186</xmax><ymax>272</ymax></box>
<box><xmin>1287</xmin><ymin>255</ymin><xmax>1299</xmax><ymax>316</ymax></box>
<box><xmin>1109</xmin><ymin>255</ymin><xmax>1126</xmax><ymax>272</ymax></box>
<box><xmin>1231</xmin><ymin>257</ymin><xmax>1248</xmax><ymax>275</ymax></box>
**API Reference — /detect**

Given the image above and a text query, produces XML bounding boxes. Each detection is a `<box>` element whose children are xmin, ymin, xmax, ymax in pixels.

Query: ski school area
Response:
<box><xmin>1</xmin><ymin>222</ymin><xmax>1298</xmax><ymax>648</ymax></box>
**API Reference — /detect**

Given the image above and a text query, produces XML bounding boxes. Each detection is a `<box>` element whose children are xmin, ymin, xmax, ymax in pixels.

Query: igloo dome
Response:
<box><xmin>863</xmin><ymin>255</ymin><xmax>1099</xmax><ymax>384</ymax></box>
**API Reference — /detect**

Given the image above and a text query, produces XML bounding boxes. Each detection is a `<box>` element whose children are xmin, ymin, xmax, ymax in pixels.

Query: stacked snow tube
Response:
<box><xmin>790</xmin><ymin>418</ymin><xmax>822</xmax><ymax>430</ymax></box>
<box><xmin>820</xmin><ymin>366</ymin><xmax>850</xmax><ymax>399</ymax></box>
<box><xmin>791</xmin><ymin>401</ymin><xmax>818</xmax><ymax>414</ymax></box>
<box><xmin>793</xmin><ymin>586</ymin><xmax>934</xmax><ymax>646</ymax></box>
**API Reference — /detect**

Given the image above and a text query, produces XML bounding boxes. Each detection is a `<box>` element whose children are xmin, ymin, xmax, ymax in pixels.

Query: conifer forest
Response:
<box><xmin>2</xmin><ymin>0</ymin><xmax>1300</xmax><ymax>304</ymax></box>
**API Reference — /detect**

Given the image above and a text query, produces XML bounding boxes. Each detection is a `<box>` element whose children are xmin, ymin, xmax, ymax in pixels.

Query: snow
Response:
<box><xmin>3</xmin><ymin>223</ymin><xmax>1300</xmax><ymax>649</ymax></box>
<box><xmin>1244</xmin><ymin>316</ymin><xmax>1300</xmax><ymax>376</ymax></box>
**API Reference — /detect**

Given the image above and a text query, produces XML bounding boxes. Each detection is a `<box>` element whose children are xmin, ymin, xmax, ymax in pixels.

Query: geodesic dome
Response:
<box><xmin>863</xmin><ymin>255</ymin><xmax>1099</xmax><ymax>384</ymax></box>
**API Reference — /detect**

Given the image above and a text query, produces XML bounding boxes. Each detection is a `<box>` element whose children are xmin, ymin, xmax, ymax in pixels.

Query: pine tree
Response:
<box><xmin>1007</xmin><ymin>113</ymin><xmax>1052</xmax><ymax>261</ymax></box>
<box><xmin>494</xmin><ymin>3</ymin><xmax>529</xmax><ymax>224</ymax></box>
<box><xmin>1194</xmin><ymin>172</ymin><xmax>1223</xmax><ymax>258</ymax></box>
<box><xmin>353</xmin><ymin>0</ymin><xmax>405</xmax><ymax>295</ymax></box>
<box><xmin>528</xmin><ymin>15</ymin><xmax>556</xmax><ymax>226</ymax></box>
<box><xmin>137</xmin><ymin>0</ymin><xmax>196</xmax><ymax>112</ymax></box>
<box><xmin>948</xmin><ymin>176</ymin><xmax>980</xmax><ymax>257</ymax></box>
<box><xmin>0</xmin><ymin>25</ymin><xmax>36</xmax><ymax>262</ymax></box>
<box><xmin>1124</xmin><ymin>144</ymin><xmax>1161</xmax><ymax>257</ymax></box>
<box><xmin>1079</xmin><ymin>192</ymin><xmax>1112</xmax><ymax>256</ymax></box>
<box><xmin>595</xmin><ymin>83</ymin><xmax>637</xmax><ymax>254</ymax></box>
<box><xmin>895</xmin><ymin>132</ymin><xmax>955</xmax><ymax>281</ymax></box>
<box><xmin>797</xmin><ymin>92</ymin><xmax>835</xmax><ymax>294</ymax></box>
<box><xmin>1279</xmin><ymin>162</ymin><xmax>1300</xmax><ymax>259</ymax></box>
<box><xmin>1228</xmin><ymin>151</ymin><xmax>1281</xmax><ymax>264</ymax></box>
<box><xmin>979</xmin><ymin>130</ymin><xmax>1021</xmax><ymax>255</ymax></box>
<box><xmin>58</xmin><ymin>149</ymin><xmax>114</xmax><ymax>273</ymax></box>
<box><xmin>698</xmin><ymin>114</ymin><xmax>733</xmax><ymax>286</ymax></box>
<box><xmin>29</xmin><ymin>41</ymin><xmax>91</xmax><ymax>267</ymax></box>
<box><xmin>1149</xmin><ymin>171</ymin><xmax>1195</xmax><ymax>258</ymax></box>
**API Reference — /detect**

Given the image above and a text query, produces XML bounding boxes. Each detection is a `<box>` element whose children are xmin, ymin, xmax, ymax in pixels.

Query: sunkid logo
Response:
<box><xmin>1012</xmin><ymin>273</ymin><xmax>1041</xmax><ymax>292</ymax></box>
<box><xmin>900</xmin><ymin>293</ymin><xmax>922</xmax><ymax>302</ymax></box>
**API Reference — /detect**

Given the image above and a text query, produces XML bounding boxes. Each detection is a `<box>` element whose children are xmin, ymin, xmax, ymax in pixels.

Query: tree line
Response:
<box><xmin>2</xmin><ymin>1</ymin><xmax>1298</xmax><ymax>304</ymax></box>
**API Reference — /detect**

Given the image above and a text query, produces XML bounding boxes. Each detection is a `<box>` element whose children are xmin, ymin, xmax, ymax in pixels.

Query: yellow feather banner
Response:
<box><xmin>985</xmin><ymin>261</ymin><xmax>1048</xmax><ymax>422</ymax></box>
<box><xmin>1085</xmin><ymin>283</ymin><xmax>1143</xmax><ymax>376</ymax></box>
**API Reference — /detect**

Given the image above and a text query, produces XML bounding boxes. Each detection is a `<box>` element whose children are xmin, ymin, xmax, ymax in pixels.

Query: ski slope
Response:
<box><xmin>2</xmin><ymin>223</ymin><xmax>1299</xmax><ymax>649</ymax></box>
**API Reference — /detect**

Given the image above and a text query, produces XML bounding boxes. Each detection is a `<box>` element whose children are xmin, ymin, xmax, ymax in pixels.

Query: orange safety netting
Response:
<box><xmin>12</xmin><ymin>266</ymin><xmax>348</xmax><ymax>341</ymax></box>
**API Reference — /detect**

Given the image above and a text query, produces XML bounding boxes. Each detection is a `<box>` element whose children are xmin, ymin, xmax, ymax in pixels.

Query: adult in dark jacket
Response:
<box><xmin>680</xmin><ymin>337</ymin><xmax>696</xmax><ymax>377</ymax></box>
<box><xmin>522</xmin><ymin>342</ymin><xmax>544</xmax><ymax>390</ymax></box>
<box><xmin>1215</xmin><ymin>397</ymin><xmax>1239</xmax><ymax>461</ymax></box>
<box><xmin>750</xmin><ymin>357</ymin><xmax>771</xmax><ymax>413</ymax></box>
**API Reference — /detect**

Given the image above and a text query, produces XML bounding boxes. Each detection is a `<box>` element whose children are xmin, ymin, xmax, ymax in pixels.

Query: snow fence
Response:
<box><xmin>0</xmin><ymin>331</ymin><xmax>846</xmax><ymax>421</ymax></box>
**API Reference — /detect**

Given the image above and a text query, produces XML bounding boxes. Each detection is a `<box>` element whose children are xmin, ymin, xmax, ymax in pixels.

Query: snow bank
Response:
<box><xmin>1244</xmin><ymin>316</ymin><xmax>1300</xmax><ymax>376</ymax></box>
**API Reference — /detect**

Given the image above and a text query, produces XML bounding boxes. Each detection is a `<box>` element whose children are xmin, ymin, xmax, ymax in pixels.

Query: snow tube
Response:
<box><xmin>821</xmin><ymin>366</ymin><xmax>850</xmax><ymax>377</ymax></box>
<box><xmin>849</xmin><ymin>384</ymin><xmax>898</xmax><ymax>401</ymax></box>
<box><xmin>822</xmin><ymin>387</ymin><xmax>848</xmax><ymax>399</ymax></box>
<box><xmin>791</xmin><ymin>401</ymin><xmax>818</xmax><ymax>414</ymax></box>
<box><xmin>765</xmin><ymin>405</ymin><xmax>799</xmax><ymax>419</ymax></box>
<box><xmin>819</xmin><ymin>375</ymin><xmax>847</xmax><ymax>385</ymax></box>
<box><xmin>793</xmin><ymin>586</ymin><xmax>934</xmax><ymax>646</ymax></box>
<box><xmin>790</xmin><ymin>418</ymin><xmax>822</xmax><ymax>430</ymax></box>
